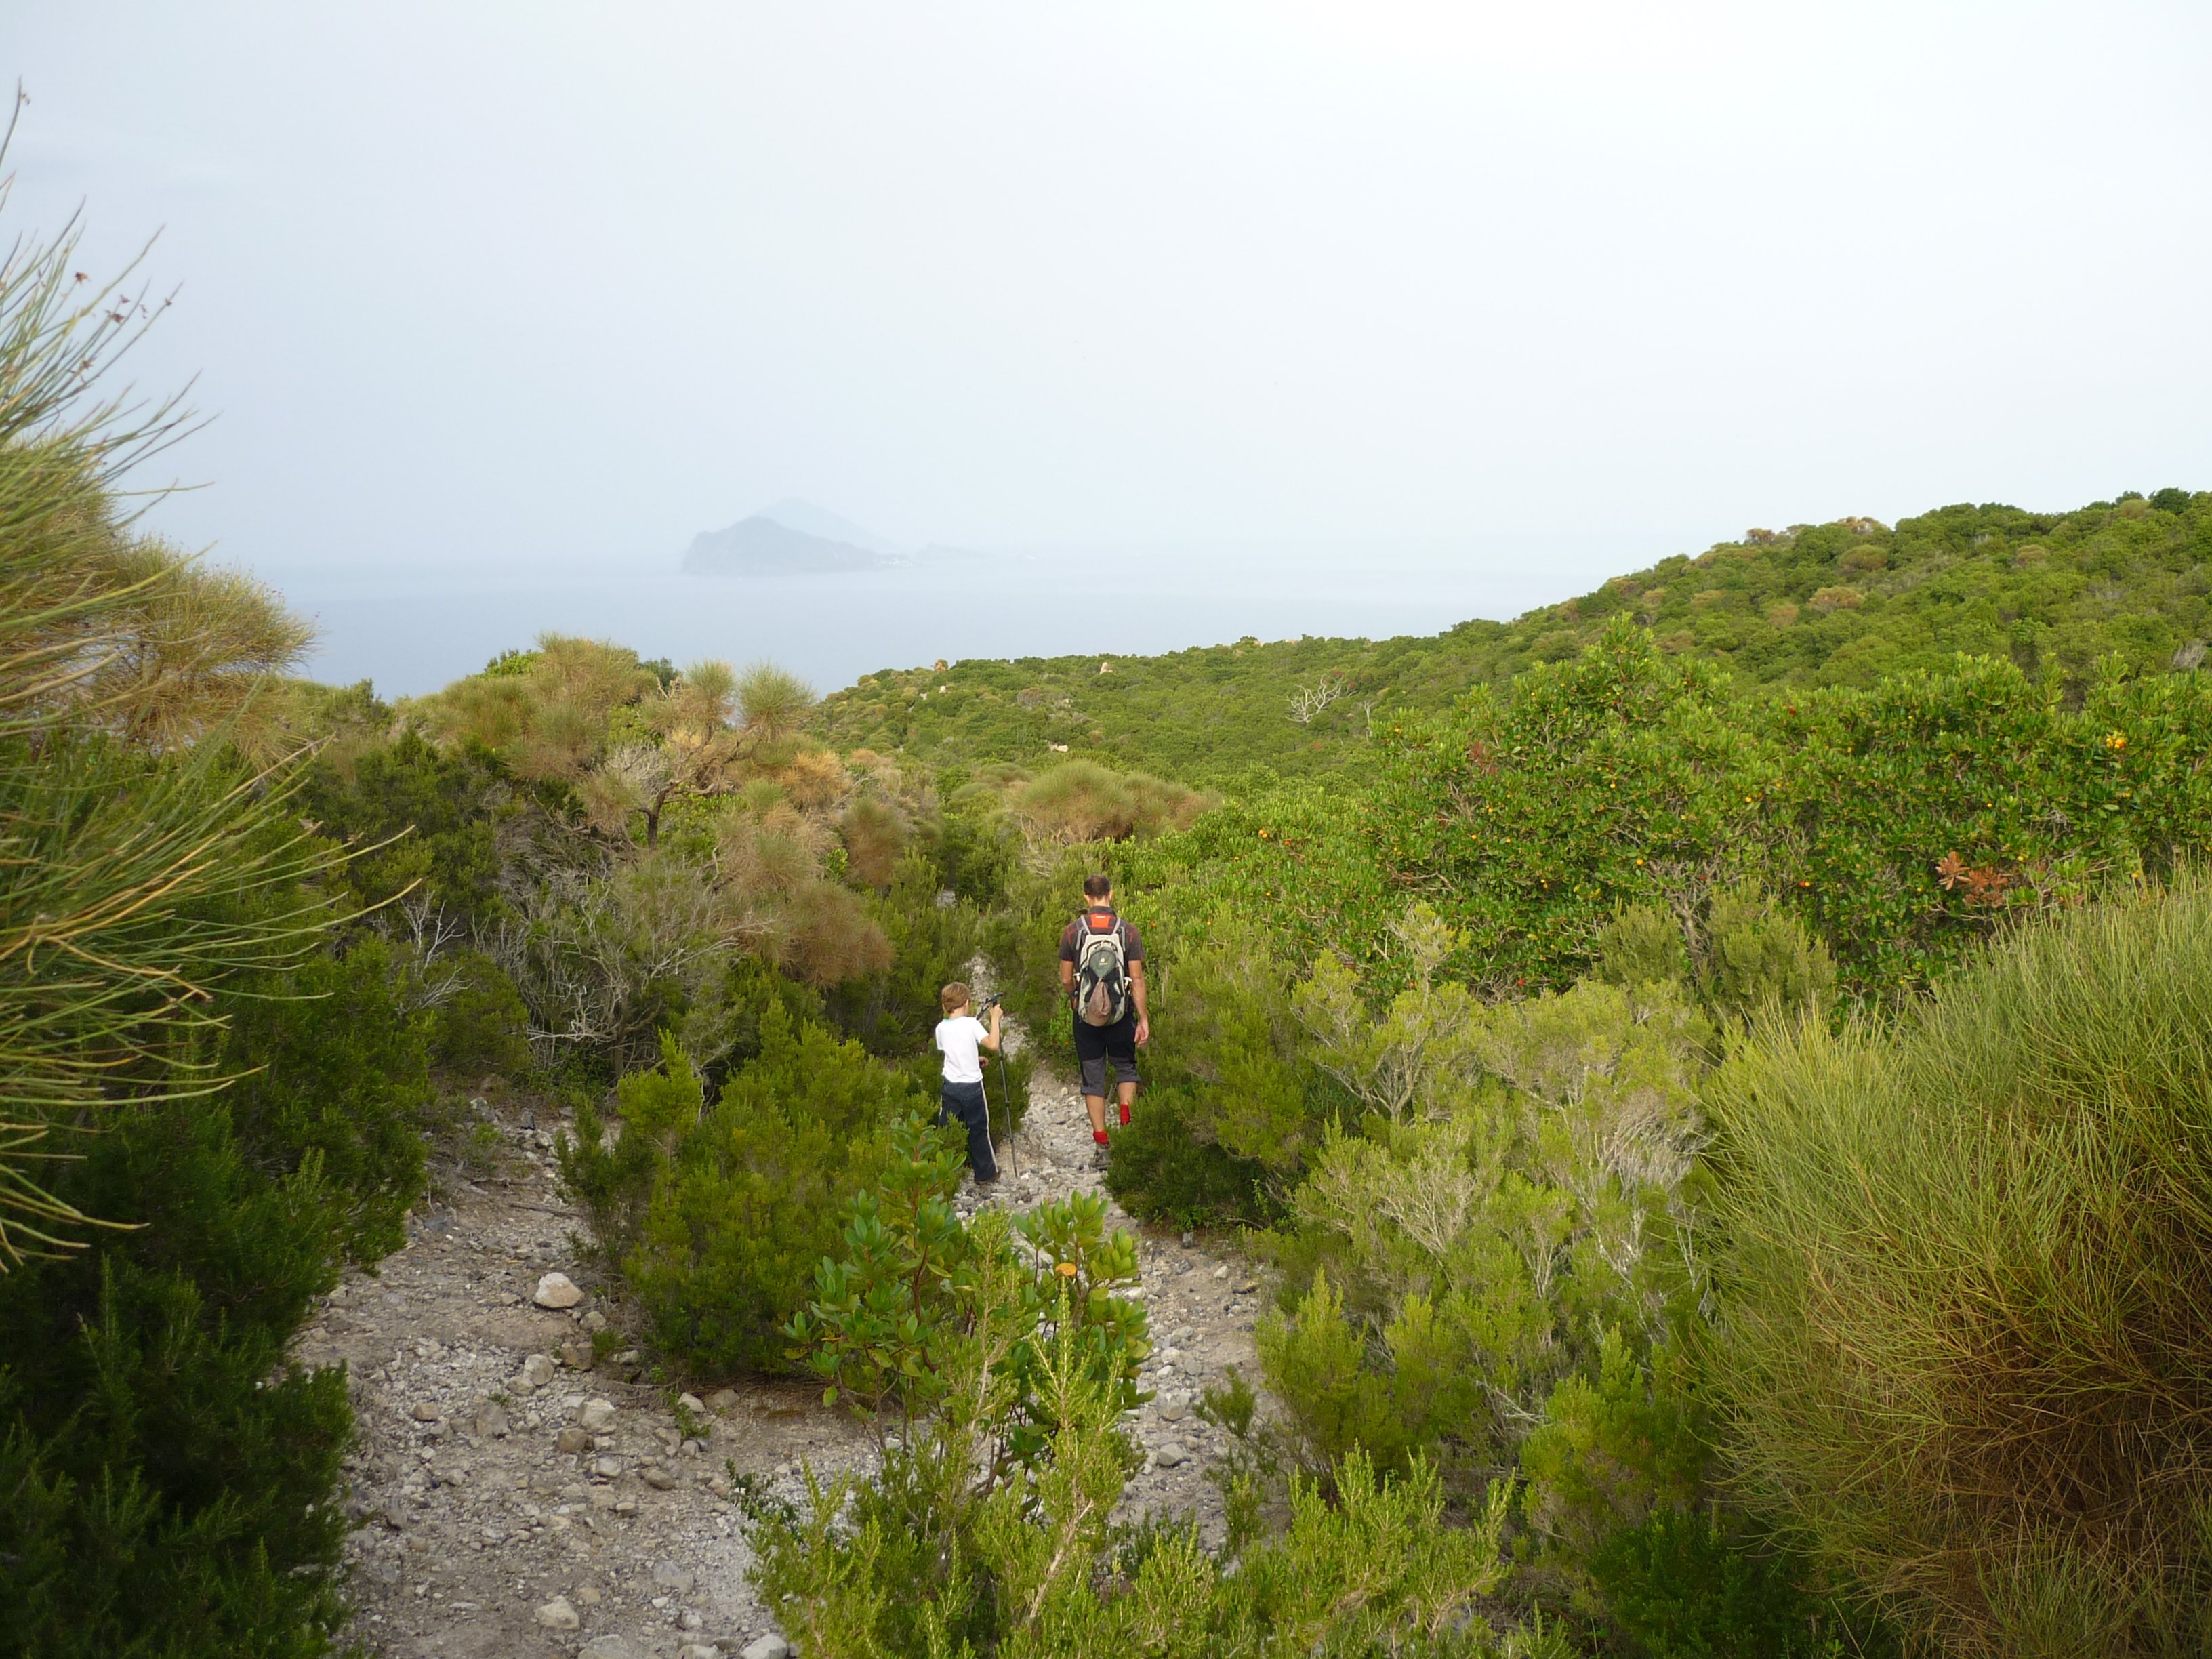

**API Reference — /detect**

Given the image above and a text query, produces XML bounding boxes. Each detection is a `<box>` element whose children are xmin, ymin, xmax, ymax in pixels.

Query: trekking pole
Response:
<box><xmin>999</xmin><ymin>1044</ymin><xmax>1017</xmax><ymax>1179</ymax></box>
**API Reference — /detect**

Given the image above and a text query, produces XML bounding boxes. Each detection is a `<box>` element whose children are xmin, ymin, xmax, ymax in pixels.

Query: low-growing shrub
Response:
<box><xmin>216</xmin><ymin>937</ymin><xmax>432</xmax><ymax>1261</ymax></box>
<box><xmin>1710</xmin><ymin>875</ymin><xmax>2212</xmax><ymax>1654</ymax></box>
<box><xmin>562</xmin><ymin>1002</ymin><xmax>926</xmax><ymax>1376</ymax></box>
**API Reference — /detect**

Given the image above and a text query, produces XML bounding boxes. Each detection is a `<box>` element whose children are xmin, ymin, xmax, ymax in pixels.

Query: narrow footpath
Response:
<box><xmin>324</xmin><ymin>1048</ymin><xmax>1267</xmax><ymax>1658</ymax></box>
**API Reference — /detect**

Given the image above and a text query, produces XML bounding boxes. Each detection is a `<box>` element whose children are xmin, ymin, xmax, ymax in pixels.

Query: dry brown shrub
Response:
<box><xmin>779</xmin><ymin>748</ymin><xmax>848</xmax><ymax>811</ymax></box>
<box><xmin>840</xmin><ymin>794</ymin><xmax>906</xmax><ymax>888</ymax></box>
<box><xmin>777</xmin><ymin>881</ymin><xmax>893</xmax><ymax>987</ymax></box>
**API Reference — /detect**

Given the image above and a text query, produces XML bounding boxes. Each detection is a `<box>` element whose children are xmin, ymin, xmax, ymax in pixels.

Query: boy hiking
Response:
<box><xmin>1058</xmin><ymin>874</ymin><xmax>1149</xmax><ymax>1168</ymax></box>
<box><xmin>934</xmin><ymin>982</ymin><xmax>1002</xmax><ymax>1185</ymax></box>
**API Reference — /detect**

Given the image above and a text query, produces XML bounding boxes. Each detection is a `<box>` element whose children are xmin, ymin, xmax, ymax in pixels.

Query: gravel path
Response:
<box><xmin>324</xmin><ymin>1048</ymin><xmax>1267</xmax><ymax>1657</ymax></box>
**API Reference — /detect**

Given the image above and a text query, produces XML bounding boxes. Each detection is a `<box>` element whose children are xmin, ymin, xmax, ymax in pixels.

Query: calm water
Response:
<box><xmin>270</xmin><ymin>534</ymin><xmax>1692</xmax><ymax>697</ymax></box>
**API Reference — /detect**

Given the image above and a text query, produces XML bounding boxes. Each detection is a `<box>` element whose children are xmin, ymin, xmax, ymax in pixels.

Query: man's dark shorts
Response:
<box><xmin>1073</xmin><ymin>1014</ymin><xmax>1139</xmax><ymax>1096</ymax></box>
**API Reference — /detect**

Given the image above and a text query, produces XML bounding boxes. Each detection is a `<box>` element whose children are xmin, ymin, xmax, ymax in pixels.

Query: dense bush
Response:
<box><xmin>217</xmin><ymin>938</ymin><xmax>432</xmax><ymax>1260</ymax></box>
<box><xmin>0</xmin><ymin>955</ymin><xmax>434</xmax><ymax>1658</ymax></box>
<box><xmin>757</xmin><ymin>1147</ymin><xmax>1530</xmax><ymax>1658</ymax></box>
<box><xmin>825</xmin><ymin>850</ymin><xmax>983</xmax><ymax>1057</ymax></box>
<box><xmin>1709</xmin><ymin>875</ymin><xmax>2212</xmax><ymax>1654</ymax></box>
<box><xmin>0</xmin><ymin>1090</ymin><xmax>356</xmax><ymax>1657</ymax></box>
<box><xmin>1129</xmin><ymin>622</ymin><xmax>2212</xmax><ymax>1002</ymax></box>
<box><xmin>561</xmin><ymin>1003</ymin><xmax>927</xmax><ymax>1376</ymax></box>
<box><xmin>1008</xmin><ymin>758</ymin><xmax>1210</xmax><ymax>844</ymax></box>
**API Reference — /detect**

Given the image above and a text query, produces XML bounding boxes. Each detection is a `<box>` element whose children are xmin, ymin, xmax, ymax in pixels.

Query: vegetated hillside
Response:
<box><xmin>810</xmin><ymin>489</ymin><xmax>2211</xmax><ymax>785</ymax></box>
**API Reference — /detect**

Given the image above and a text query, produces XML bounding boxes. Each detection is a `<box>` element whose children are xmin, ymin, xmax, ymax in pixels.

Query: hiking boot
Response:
<box><xmin>1090</xmin><ymin>1142</ymin><xmax>1113</xmax><ymax>1171</ymax></box>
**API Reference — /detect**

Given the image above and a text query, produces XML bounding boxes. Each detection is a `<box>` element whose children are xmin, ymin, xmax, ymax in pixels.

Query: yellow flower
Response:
<box><xmin>1056</xmin><ymin>1261</ymin><xmax>1078</xmax><ymax>1278</ymax></box>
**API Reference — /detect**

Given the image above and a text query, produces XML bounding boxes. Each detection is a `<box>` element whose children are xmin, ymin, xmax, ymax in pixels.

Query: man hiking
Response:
<box><xmin>934</xmin><ymin>981</ymin><xmax>1003</xmax><ymax>1185</ymax></box>
<box><xmin>1058</xmin><ymin>873</ymin><xmax>1149</xmax><ymax>1168</ymax></box>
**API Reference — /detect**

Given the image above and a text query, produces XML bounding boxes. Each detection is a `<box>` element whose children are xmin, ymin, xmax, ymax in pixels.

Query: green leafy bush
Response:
<box><xmin>1709</xmin><ymin>874</ymin><xmax>2212</xmax><ymax>1654</ymax></box>
<box><xmin>756</xmin><ymin>1151</ymin><xmax>1528</xmax><ymax>1657</ymax></box>
<box><xmin>563</xmin><ymin>1004</ymin><xmax>926</xmax><ymax>1376</ymax></box>
<box><xmin>217</xmin><ymin>938</ymin><xmax>432</xmax><ymax>1261</ymax></box>
<box><xmin>0</xmin><ymin>937</ymin><xmax>433</xmax><ymax>1657</ymax></box>
<box><xmin>421</xmin><ymin>946</ymin><xmax>533</xmax><ymax>1075</ymax></box>
<box><xmin>1102</xmin><ymin>909</ymin><xmax>1314</xmax><ymax>1225</ymax></box>
<box><xmin>0</xmin><ymin>1088</ymin><xmax>356</xmax><ymax>1658</ymax></box>
<box><xmin>1586</xmin><ymin>1510</ymin><xmax>1860</xmax><ymax>1659</ymax></box>
<box><xmin>1255</xmin><ymin>970</ymin><xmax>1712</xmax><ymax>1528</ymax></box>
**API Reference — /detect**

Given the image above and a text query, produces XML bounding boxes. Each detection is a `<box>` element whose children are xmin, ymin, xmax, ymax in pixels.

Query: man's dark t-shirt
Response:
<box><xmin>1059</xmin><ymin>909</ymin><xmax>1144</xmax><ymax>970</ymax></box>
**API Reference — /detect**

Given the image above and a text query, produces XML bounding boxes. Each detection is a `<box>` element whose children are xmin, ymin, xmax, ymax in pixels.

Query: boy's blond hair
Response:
<box><xmin>940</xmin><ymin>981</ymin><xmax>972</xmax><ymax>1017</ymax></box>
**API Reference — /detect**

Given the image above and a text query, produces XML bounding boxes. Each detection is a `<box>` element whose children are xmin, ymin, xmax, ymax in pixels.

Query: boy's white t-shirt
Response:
<box><xmin>935</xmin><ymin>1015</ymin><xmax>987</xmax><ymax>1084</ymax></box>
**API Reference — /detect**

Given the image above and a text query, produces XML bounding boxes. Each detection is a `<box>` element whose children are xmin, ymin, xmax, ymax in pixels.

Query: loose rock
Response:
<box><xmin>533</xmin><ymin>1271</ymin><xmax>586</xmax><ymax>1309</ymax></box>
<box><xmin>641</xmin><ymin>1465</ymin><xmax>678</xmax><ymax>1490</ymax></box>
<box><xmin>1154</xmin><ymin>1443</ymin><xmax>1188</xmax><ymax>1469</ymax></box>
<box><xmin>535</xmin><ymin>1596</ymin><xmax>580</xmax><ymax>1630</ymax></box>
<box><xmin>474</xmin><ymin>1400</ymin><xmax>510</xmax><ymax>1438</ymax></box>
<box><xmin>742</xmin><ymin>1639</ymin><xmax>793</xmax><ymax>1659</ymax></box>
<box><xmin>578</xmin><ymin>1397</ymin><xmax>618</xmax><ymax>1432</ymax></box>
<box><xmin>409</xmin><ymin>1401</ymin><xmax>441</xmax><ymax>1422</ymax></box>
<box><xmin>557</xmin><ymin>1425</ymin><xmax>593</xmax><ymax>1454</ymax></box>
<box><xmin>653</xmin><ymin>1560</ymin><xmax>697</xmax><ymax>1594</ymax></box>
<box><xmin>518</xmin><ymin>1353</ymin><xmax>556</xmax><ymax>1389</ymax></box>
<box><xmin>581</xmin><ymin>1639</ymin><xmax>647</xmax><ymax>1659</ymax></box>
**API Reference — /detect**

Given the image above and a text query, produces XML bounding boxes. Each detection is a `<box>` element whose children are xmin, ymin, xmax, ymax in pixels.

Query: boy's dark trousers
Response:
<box><xmin>938</xmin><ymin>1079</ymin><xmax>998</xmax><ymax>1179</ymax></box>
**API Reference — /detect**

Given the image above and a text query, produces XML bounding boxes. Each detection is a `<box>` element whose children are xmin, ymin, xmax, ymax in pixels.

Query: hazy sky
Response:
<box><xmin>12</xmin><ymin>3</ymin><xmax>2212</xmax><ymax>599</ymax></box>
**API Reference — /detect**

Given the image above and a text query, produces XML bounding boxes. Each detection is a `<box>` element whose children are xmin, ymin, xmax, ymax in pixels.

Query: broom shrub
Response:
<box><xmin>1710</xmin><ymin>874</ymin><xmax>2212</xmax><ymax>1654</ymax></box>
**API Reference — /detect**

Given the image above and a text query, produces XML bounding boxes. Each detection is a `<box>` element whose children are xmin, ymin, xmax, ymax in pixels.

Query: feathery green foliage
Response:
<box><xmin>1709</xmin><ymin>874</ymin><xmax>2212</xmax><ymax>1654</ymax></box>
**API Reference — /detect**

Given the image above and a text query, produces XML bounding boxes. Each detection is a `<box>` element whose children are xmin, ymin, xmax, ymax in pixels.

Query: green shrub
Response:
<box><xmin>0</xmin><ymin>1088</ymin><xmax>356</xmax><ymax>1658</ymax></box>
<box><xmin>1256</xmin><ymin>975</ymin><xmax>1711</xmax><ymax>1511</ymax></box>
<box><xmin>567</xmin><ymin>1003</ymin><xmax>926</xmax><ymax>1376</ymax></box>
<box><xmin>217</xmin><ymin>938</ymin><xmax>432</xmax><ymax>1262</ymax></box>
<box><xmin>1708</xmin><ymin>875</ymin><xmax>2212</xmax><ymax>1654</ymax></box>
<box><xmin>1696</xmin><ymin>886</ymin><xmax>1834</xmax><ymax>1023</ymax></box>
<box><xmin>1103</xmin><ymin>910</ymin><xmax>1315</xmax><ymax>1225</ymax></box>
<box><xmin>1596</xmin><ymin>902</ymin><xmax>1689</xmax><ymax>987</ymax></box>
<box><xmin>825</xmin><ymin>851</ymin><xmax>981</xmax><ymax>1056</ymax></box>
<box><xmin>302</xmin><ymin>728</ymin><xmax>510</xmax><ymax>926</ymax></box>
<box><xmin>757</xmin><ymin>1155</ymin><xmax>1521</xmax><ymax>1658</ymax></box>
<box><xmin>422</xmin><ymin>947</ymin><xmax>532</xmax><ymax>1076</ymax></box>
<box><xmin>1103</xmin><ymin>1089</ymin><xmax>1280</xmax><ymax>1229</ymax></box>
<box><xmin>1586</xmin><ymin>1511</ymin><xmax>1856</xmax><ymax>1659</ymax></box>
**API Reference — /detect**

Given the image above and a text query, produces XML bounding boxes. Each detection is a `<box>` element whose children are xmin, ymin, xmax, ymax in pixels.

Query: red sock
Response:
<box><xmin>1093</xmin><ymin>1129</ymin><xmax>1111</xmax><ymax>1146</ymax></box>
<box><xmin>1118</xmin><ymin>1101</ymin><xmax>1132</xmax><ymax>1126</ymax></box>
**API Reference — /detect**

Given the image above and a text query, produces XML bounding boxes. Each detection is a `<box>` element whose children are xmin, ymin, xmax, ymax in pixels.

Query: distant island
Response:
<box><xmin>682</xmin><ymin>515</ymin><xmax>891</xmax><ymax>575</ymax></box>
<box><xmin>682</xmin><ymin>499</ymin><xmax>918</xmax><ymax>575</ymax></box>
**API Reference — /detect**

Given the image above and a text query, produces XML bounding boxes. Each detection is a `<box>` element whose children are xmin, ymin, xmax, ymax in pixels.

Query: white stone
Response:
<box><xmin>533</xmin><ymin>1272</ymin><xmax>586</xmax><ymax>1309</ymax></box>
<box><xmin>1153</xmin><ymin>1442</ymin><xmax>1188</xmax><ymax>1468</ymax></box>
<box><xmin>518</xmin><ymin>1353</ymin><xmax>557</xmax><ymax>1388</ymax></box>
<box><xmin>534</xmin><ymin>1597</ymin><xmax>580</xmax><ymax>1631</ymax></box>
<box><xmin>1158</xmin><ymin>1395</ymin><xmax>1189</xmax><ymax>1422</ymax></box>
<box><xmin>741</xmin><ymin>1639</ymin><xmax>793</xmax><ymax>1659</ymax></box>
<box><xmin>578</xmin><ymin>1397</ymin><xmax>618</xmax><ymax>1433</ymax></box>
<box><xmin>474</xmin><ymin>1400</ymin><xmax>510</xmax><ymax>1438</ymax></box>
<box><xmin>653</xmin><ymin>1560</ymin><xmax>697</xmax><ymax>1594</ymax></box>
<box><xmin>676</xmin><ymin>1392</ymin><xmax>705</xmax><ymax>1416</ymax></box>
<box><xmin>581</xmin><ymin>1639</ymin><xmax>647</xmax><ymax>1659</ymax></box>
<box><xmin>409</xmin><ymin>1401</ymin><xmax>441</xmax><ymax>1422</ymax></box>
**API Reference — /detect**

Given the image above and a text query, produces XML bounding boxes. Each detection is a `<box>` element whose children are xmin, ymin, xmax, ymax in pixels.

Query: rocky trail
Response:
<box><xmin>325</xmin><ymin>1054</ymin><xmax>1267</xmax><ymax>1658</ymax></box>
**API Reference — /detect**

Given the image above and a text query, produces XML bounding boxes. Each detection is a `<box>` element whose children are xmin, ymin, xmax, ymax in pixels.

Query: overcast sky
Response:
<box><xmin>12</xmin><ymin>3</ymin><xmax>2212</xmax><ymax>602</ymax></box>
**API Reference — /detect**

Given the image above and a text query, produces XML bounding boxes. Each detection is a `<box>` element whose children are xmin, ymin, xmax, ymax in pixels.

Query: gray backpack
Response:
<box><xmin>1073</xmin><ymin>911</ymin><xmax>1132</xmax><ymax>1027</ymax></box>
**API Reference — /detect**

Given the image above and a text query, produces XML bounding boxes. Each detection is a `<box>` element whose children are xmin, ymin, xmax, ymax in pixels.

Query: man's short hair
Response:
<box><xmin>1082</xmin><ymin>873</ymin><xmax>1113</xmax><ymax>900</ymax></box>
<box><xmin>941</xmin><ymin>981</ymin><xmax>972</xmax><ymax>1017</ymax></box>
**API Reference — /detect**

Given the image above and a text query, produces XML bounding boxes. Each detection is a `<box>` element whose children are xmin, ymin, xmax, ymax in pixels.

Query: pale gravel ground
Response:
<box><xmin>324</xmin><ymin>1034</ymin><xmax>1267</xmax><ymax>1658</ymax></box>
